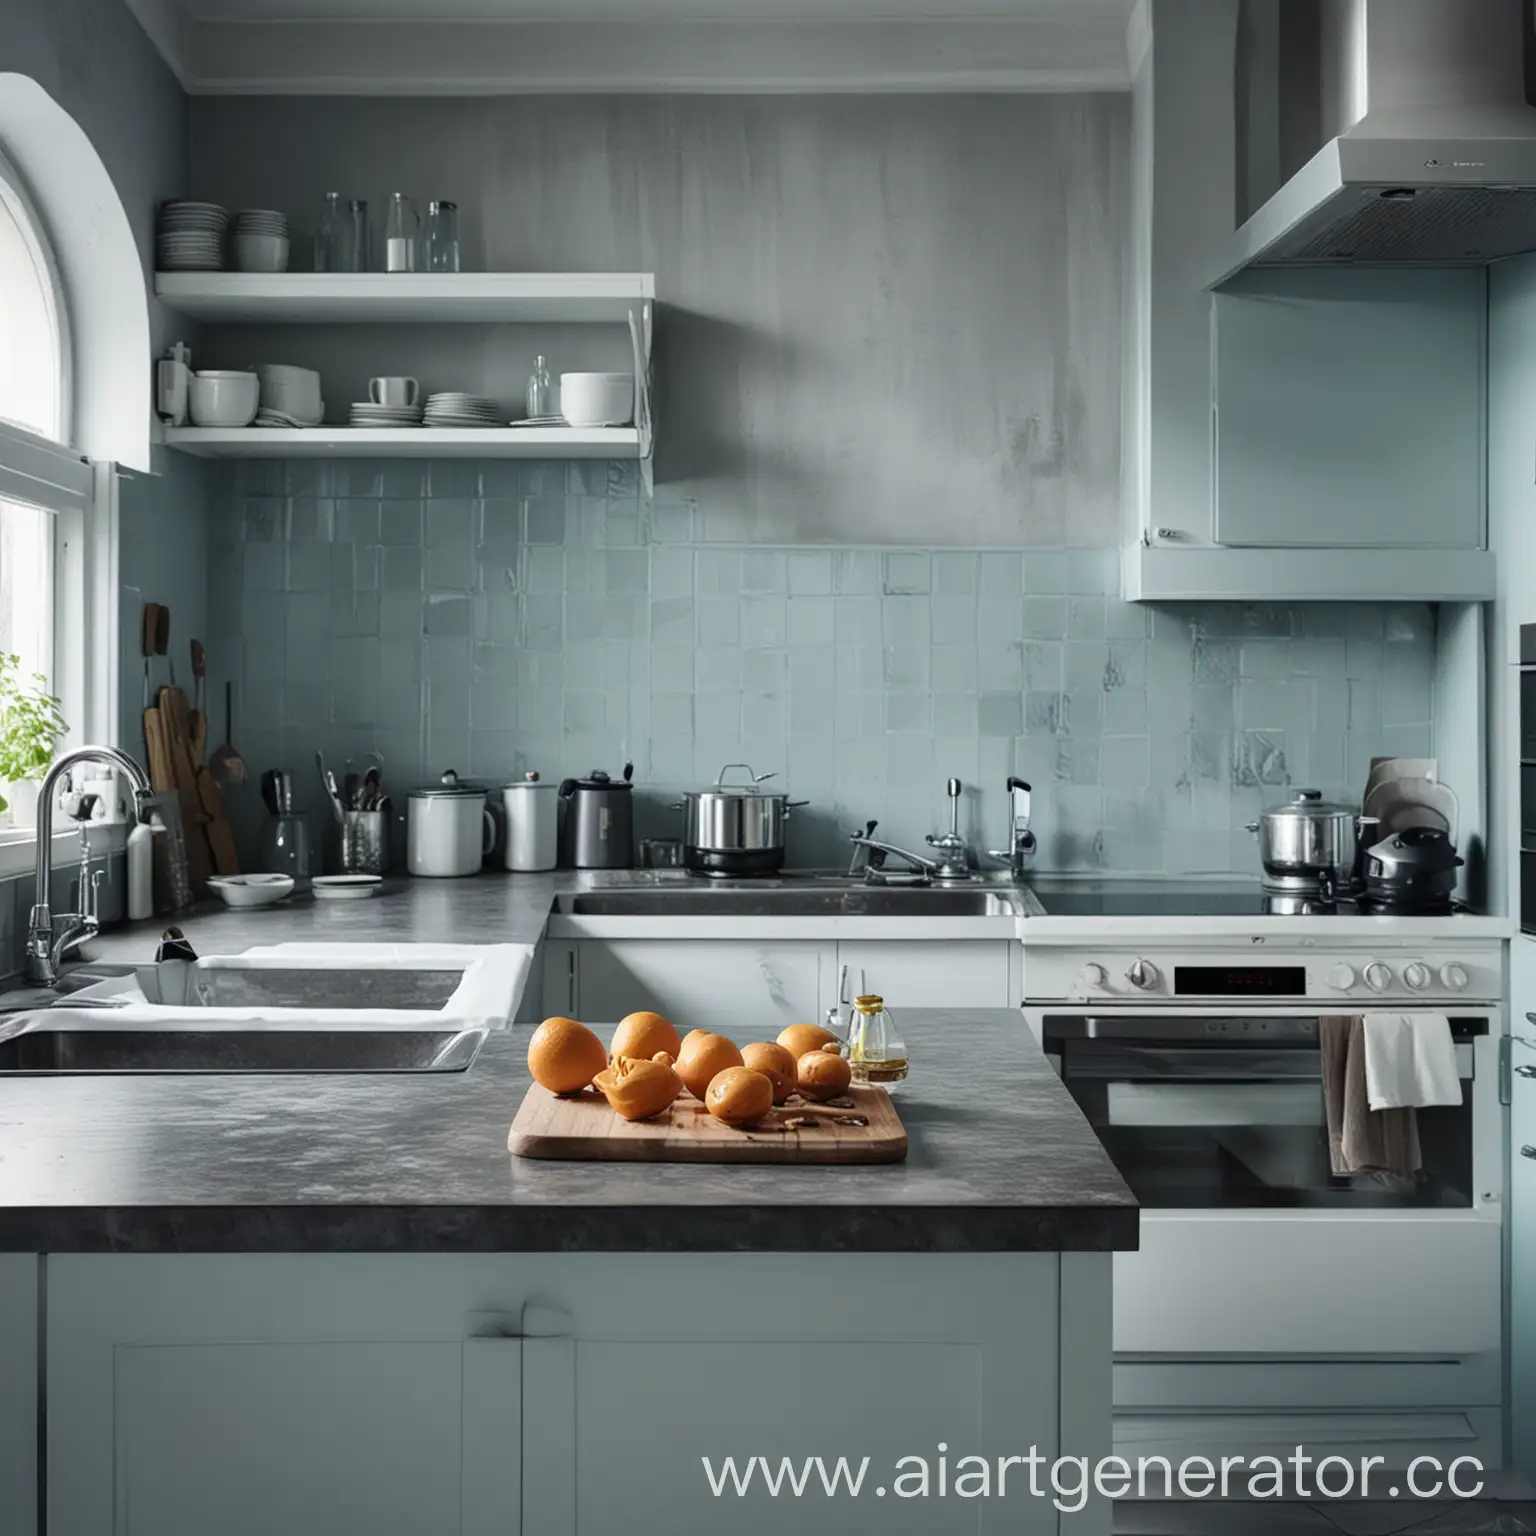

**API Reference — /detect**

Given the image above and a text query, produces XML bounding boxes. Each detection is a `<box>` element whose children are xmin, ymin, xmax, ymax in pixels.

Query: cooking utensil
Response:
<box><xmin>337</xmin><ymin>809</ymin><xmax>390</xmax><ymax>875</ymax></box>
<box><xmin>407</xmin><ymin>769</ymin><xmax>495</xmax><ymax>877</ymax></box>
<box><xmin>675</xmin><ymin>762</ymin><xmax>807</xmax><ymax>878</ymax></box>
<box><xmin>502</xmin><ymin>773</ymin><xmax>558</xmax><ymax>872</ymax></box>
<box><xmin>316</xmin><ymin>750</ymin><xmax>346</xmax><ymax>825</ymax></box>
<box><xmin>189</xmin><ymin>640</ymin><xmax>207</xmax><ymax>760</ymax></box>
<box><xmin>1361</xmin><ymin>825</ymin><xmax>1463</xmax><ymax>911</ymax></box>
<box><xmin>559</xmin><ymin>764</ymin><xmax>636</xmax><ymax>870</ymax></box>
<box><xmin>1244</xmin><ymin>790</ymin><xmax>1360</xmax><ymax>896</ymax></box>
<box><xmin>209</xmin><ymin>682</ymin><xmax>247</xmax><ymax>788</ymax></box>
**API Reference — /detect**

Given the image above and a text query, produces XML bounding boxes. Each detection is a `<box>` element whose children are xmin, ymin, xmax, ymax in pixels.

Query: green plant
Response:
<box><xmin>0</xmin><ymin>654</ymin><xmax>66</xmax><ymax>815</ymax></box>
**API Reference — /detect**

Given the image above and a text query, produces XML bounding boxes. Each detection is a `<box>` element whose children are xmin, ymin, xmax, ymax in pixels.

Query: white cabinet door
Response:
<box><xmin>835</xmin><ymin>940</ymin><xmax>1014</xmax><ymax>1010</ymax></box>
<box><xmin>1213</xmin><ymin>267</ymin><xmax>1484</xmax><ymax>549</ymax></box>
<box><xmin>570</xmin><ymin>940</ymin><xmax>834</xmax><ymax>1030</ymax></box>
<box><xmin>46</xmin><ymin>1256</ymin><xmax>521</xmax><ymax>1536</ymax></box>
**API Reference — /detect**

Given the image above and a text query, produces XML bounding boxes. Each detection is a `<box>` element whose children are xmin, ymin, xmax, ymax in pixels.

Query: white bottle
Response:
<box><xmin>127</xmin><ymin>821</ymin><xmax>154</xmax><ymax>920</ymax></box>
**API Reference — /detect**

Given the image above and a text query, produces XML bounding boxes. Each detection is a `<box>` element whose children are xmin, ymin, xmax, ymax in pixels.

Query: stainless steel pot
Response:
<box><xmin>1245</xmin><ymin>789</ymin><xmax>1361</xmax><ymax>894</ymax></box>
<box><xmin>676</xmin><ymin>764</ymin><xmax>806</xmax><ymax>877</ymax></box>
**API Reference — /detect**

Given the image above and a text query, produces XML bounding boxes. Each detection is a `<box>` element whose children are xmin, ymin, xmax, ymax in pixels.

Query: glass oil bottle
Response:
<box><xmin>848</xmin><ymin>994</ymin><xmax>908</xmax><ymax>1084</ymax></box>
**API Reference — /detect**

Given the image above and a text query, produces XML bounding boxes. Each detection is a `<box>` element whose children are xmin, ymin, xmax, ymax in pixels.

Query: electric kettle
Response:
<box><xmin>559</xmin><ymin>763</ymin><xmax>635</xmax><ymax>869</ymax></box>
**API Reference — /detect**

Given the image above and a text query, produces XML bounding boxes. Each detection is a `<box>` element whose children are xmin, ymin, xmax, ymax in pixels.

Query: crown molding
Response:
<box><xmin>122</xmin><ymin>0</ymin><xmax>190</xmax><ymax>84</ymax></box>
<box><xmin>172</xmin><ymin>13</ymin><xmax>1135</xmax><ymax>94</ymax></box>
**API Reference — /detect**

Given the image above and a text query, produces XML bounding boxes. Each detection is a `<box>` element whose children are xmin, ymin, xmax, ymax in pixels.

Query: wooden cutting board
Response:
<box><xmin>508</xmin><ymin>1083</ymin><xmax>908</xmax><ymax>1165</ymax></box>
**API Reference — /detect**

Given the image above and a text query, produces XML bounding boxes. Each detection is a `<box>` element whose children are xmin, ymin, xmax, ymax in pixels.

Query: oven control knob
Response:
<box><xmin>1440</xmin><ymin>963</ymin><xmax>1470</xmax><ymax>993</ymax></box>
<box><xmin>1126</xmin><ymin>958</ymin><xmax>1160</xmax><ymax>991</ymax></box>
<box><xmin>1077</xmin><ymin>963</ymin><xmax>1107</xmax><ymax>990</ymax></box>
<box><xmin>1326</xmin><ymin>963</ymin><xmax>1357</xmax><ymax>991</ymax></box>
<box><xmin>1403</xmin><ymin>962</ymin><xmax>1432</xmax><ymax>992</ymax></box>
<box><xmin>1363</xmin><ymin>962</ymin><xmax>1393</xmax><ymax>994</ymax></box>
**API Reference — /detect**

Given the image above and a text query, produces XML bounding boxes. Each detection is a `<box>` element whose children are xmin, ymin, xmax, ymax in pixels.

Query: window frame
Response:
<box><xmin>0</xmin><ymin>148</ymin><xmax>117</xmax><ymax>870</ymax></box>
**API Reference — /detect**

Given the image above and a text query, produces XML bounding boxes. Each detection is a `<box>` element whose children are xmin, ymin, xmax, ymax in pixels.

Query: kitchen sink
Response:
<box><xmin>144</xmin><ymin>965</ymin><xmax>468</xmax><ymax>1011</ymax></box>
<box><xmin>0</xmin><ymin>1021</ymin><xmax>487</xmax><ymax>1075</ymax></box>
<box><xmin>555</xmin><ymin>887</ymin><xmax>1022</xmax><ymax>918</ymax></box>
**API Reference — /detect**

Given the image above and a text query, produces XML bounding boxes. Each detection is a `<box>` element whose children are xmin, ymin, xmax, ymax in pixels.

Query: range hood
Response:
<box><xmin>1211</xmin><ymin>0</ymin><xmax>1536</xmax><ymax>283</ymax></box>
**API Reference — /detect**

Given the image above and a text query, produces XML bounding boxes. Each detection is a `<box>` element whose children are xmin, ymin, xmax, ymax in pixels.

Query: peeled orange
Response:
<box><xmin>777</xmin><ymin>1023</ymin><xmax>839</xmax><ymax>1060</ymax></box>
<box><xmin>610</xmin><ymin>1010</ymin><xmax>681</xmax><ymax>1062</ymax></box>
<box><xmin>741</xmin><ymin>1041</ymin><xmax>797</xmax><ymax>1105</ymax></box>
<box><xmin>594</xmin><ymin>1054</ymin><xmax>683</xmax><ymax>1122</ymax></box>
<box><xmin>527</xmin><ymin>1015</ymin><xmax>608</xmax><ymax>1095</ymax></box>
<box><xmin>675</xmin><ymin>1030</ymin><xmax>743</xmax><ymax>1099</ymax></box>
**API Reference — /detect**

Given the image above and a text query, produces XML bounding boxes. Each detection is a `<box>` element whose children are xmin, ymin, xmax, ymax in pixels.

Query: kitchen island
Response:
<box><xmin>0</xmin><ymin>984</ymin><xmax>1135</xmax><ymax>1536</ymax></box>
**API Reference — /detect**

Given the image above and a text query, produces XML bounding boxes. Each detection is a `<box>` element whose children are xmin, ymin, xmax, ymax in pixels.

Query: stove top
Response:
<box><xmin>1026</xmin><ymin>881</ymin><xmax>1477</xmax><ymax>920</ymax></box>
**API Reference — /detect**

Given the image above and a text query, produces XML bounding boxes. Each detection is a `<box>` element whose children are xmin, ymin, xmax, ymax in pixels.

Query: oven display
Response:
<box><xmin>1173</xmin><ymin>966</ymin><xmax>1307</xmax><ymax>996</ymax></box>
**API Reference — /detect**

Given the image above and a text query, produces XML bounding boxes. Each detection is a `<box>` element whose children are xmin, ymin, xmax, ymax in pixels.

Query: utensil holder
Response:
<box><xmin>338</xmin><ymin>809</ymin><xmax>390</xmax><ymax>875</ymax></box>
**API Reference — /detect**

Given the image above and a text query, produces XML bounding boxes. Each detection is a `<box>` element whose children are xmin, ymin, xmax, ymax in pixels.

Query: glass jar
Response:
<box><xmin>314</xmin><ymin>192</ymin><xmax>342</xmax><ymax>272</ymax></box>
<box><xmin>849</xmin><ymin>994</ymin><xmax>907</xmax><ymax>1083</ymax></box>
<box><xmin>384</xmin><ymin>193</ymin><xmax>419</xmax><ymax>273</ymax></box>
<box><xmin>425</xmin><ymin>200</ymin><xmax>461</xmax><ymax>273</ymax></box>
<box><xmin>526</xmin><ymin>354</ymin><xmax>553</xmax><ymax>419</ymax></box>
<box><xmin>341</xmin><ymin>199</ymin><xmax>369</xmax><ymax>273</ymax></box>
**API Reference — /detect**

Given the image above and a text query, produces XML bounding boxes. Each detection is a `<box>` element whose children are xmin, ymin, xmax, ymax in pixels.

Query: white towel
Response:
<box><xmin>1361</xmin><ymin>1012</ymin><xmax>1463</xmax><ymax>1110</ymax></box>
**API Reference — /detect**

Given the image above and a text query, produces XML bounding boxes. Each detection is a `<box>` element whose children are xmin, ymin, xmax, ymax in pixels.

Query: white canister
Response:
<box><xmin>407</xmin><ymin>770</ymin><xmax>495</xmax><ymax>878</ymax></box>
<box><xmin>502</xmin><ymin>773</ymin><xmax>558</xmax><ymax>872</ymax></box>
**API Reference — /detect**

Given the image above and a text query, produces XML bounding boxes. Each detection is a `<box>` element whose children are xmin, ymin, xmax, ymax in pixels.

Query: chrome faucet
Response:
<box><xmin>847</xmin><ymin>779</ymin><xmax>976</xmax><ymax>886</ymax></box>
<box><xmin>987</xmin><ymin>776</ymin><xmax>1036</xmax><ymax>881</ymax></box>
<box><xmin>25</xmin><ymin>746</ymin><xmax>153</xmax><ymax>986</ymax></box>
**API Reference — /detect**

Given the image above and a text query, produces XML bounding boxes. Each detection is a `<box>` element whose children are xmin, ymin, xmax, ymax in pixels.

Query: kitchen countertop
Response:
<box><xmin>0</xmin><ymin>1004</ymin><xmax>1137</xmax><ymax>1254</ymax></box>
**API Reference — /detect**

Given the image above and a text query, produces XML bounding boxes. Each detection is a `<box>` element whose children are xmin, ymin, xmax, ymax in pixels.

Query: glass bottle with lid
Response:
<box><xmin>848</xmin><ymin>994</ymin><xmax>907</xmax><ymax>1083</ymax></box>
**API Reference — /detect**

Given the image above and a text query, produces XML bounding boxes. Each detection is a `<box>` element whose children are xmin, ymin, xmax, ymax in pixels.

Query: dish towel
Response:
<box><xmin>1319</xmin><ymin>1016</ymin><xmax>1422</xmax><ymax>1178</ymax></box>
<box><xmin>1360</xmin><ymin>1012</ymin><xmax>1463</xmax><ymax>1110</ymax></box>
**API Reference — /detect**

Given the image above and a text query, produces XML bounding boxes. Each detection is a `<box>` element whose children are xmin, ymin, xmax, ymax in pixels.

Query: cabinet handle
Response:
<box><xmin>467</xmin><ymin>1302</ymin><xmax>575</xmax><ymax>1339</ymax></box>
<box><xmin>838</xmin><ymin>964</ymin><xmax>850</xmax><ymax>1006</ymax></box>
<box><xmin>566</xmin><ymin>948</ymin><xmax>576</xmax><ymax>1015</ymax></box>
<box><xmin>1523</xmin><ymin>1146</ymin><xmax>1536</xmax><ymax>1161</ymax></box>
<box><xmin>1518</xmin><ymin>1065</ymin><xmax>1536</xmax><ymax>1080</ymax></box>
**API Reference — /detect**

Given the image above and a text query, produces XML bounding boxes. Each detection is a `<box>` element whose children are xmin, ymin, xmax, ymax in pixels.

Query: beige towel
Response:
<box><xmin>1319</xmin><ymin>1016</ymin><xmax>1422</xmax><ymax>1178</ymax></box>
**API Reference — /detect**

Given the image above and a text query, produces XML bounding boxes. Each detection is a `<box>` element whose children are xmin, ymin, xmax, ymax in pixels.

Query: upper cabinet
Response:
<box><xmin>1121</xmin><ymin>1</ymin><xmax>1496</xmax><ymax>604</ymax></box>
<box><xmin>1211</xmin><ymin>267</ymin><xmax>1485</xmax><ymax>551</ymax></box>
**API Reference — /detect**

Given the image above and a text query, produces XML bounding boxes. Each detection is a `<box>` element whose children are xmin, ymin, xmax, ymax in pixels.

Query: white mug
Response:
<box><xmin>369</xmin><ymin>376</ymin><xmax>419</xmax><ymax>408</ymax></box>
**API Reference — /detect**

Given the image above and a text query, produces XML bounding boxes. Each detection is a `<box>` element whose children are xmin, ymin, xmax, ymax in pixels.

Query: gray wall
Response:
<box><xmin>190</xmin><ymin>94</ymin><xmax>1128</xmax><ymax>547</ymax></box>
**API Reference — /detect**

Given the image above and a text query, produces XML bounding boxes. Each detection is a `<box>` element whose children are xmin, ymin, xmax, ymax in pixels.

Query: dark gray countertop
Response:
<box><xmin>0</xmin><ymin>994</ymin><xmax>1137</xmax><ymax>1253</ymax></box>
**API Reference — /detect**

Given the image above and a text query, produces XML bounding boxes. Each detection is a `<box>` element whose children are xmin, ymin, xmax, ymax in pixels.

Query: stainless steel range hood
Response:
<box><xmin>1210</xmin><ymin>0</ymin><xmax>1536</xmax><ymax>284</ymax></box>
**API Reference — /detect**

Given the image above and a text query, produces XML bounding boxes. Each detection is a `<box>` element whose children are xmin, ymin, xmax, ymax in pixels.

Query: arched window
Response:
<box><xmin>0</xmin><ymin>148</ymin><xmax>82</xmax><ymax>827</ymax></box>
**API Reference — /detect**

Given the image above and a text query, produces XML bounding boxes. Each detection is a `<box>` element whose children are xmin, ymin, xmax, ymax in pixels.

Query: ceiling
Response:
<box><xmin>125</xmin><ymin>0</ymin><xmax>1139</xmax><ymax>92</ymax></box>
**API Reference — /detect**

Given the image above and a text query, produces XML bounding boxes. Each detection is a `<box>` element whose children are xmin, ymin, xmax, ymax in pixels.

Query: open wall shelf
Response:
<box><xmin>160</xmin><ymin>426</ymin><xmax>641</xmax><ymax>459</ymax></box>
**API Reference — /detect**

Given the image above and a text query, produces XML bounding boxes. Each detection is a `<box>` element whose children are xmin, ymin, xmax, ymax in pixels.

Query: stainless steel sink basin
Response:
<box><xmin>556</xmin><ymin>887</ymin><xmax>1021</xmax><ymax>917</ymax></box>
<box><xmin>162</xmin><ymin>966</ymin><xmax>469</xmax><ymax>1010</ymax></box>
<box><xmin>0</xmin><ymin>1022</ymin><xmax>487</xmax><ymax>1075</ymax></box>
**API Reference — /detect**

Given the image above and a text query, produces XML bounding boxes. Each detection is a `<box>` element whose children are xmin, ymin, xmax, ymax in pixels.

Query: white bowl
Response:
<box><xmin>234</xmin><ymin>233</ymin><xmax>290</xmax><ymax>273</ymax></box>
<box><xmin>189</xmin><ymin>370</ymin><xmax>260</xmax><ymax>427</ymax></box>
<box><xmin>559</xmin><ymin>371</ymin><xmax>634</xmax><ymax>428</ymax></box>
<box><xmin>207</xmin><ymin>873</ymin><xmax>295</xmax><ymax>908</ymax></box>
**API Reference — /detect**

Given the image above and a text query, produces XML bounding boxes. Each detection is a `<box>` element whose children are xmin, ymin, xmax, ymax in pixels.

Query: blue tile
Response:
<box><xmin>696</xmin><ymin>597</ymin><xmax>740</xmax><ymax>647</ymax></box>
<box><xmin>243</xmin><ymin>499</ymin><xmax>282</xmax><ymax>543</ymax></box>
<box><xmin>381</xmin><ymin>547</ymin><xmax>423</xmax><ymax>591</ymax></box>
<box><xmin>881</xmin><ymin>595</ymin><xmax>930</xmax><ymax>648</ymax></box>
<box><xmin>785</xmin><ymin>595</ymin><xmax>834</xmax><ymax>647</ymax></box>
<box><xmin>977</xmin><ymin>551</ymin><xmax>1022</xmax><ymax>595</ymax></box>
<box><xmin>524</xmin><ymin>498</ymin><xmax>565</xmax><ymax>544</ymax></box>
<box><xmin>740</xmin><ymin>594</ymin><xmax>787</xmax><ymax>649</ymax></box>
<box><xmin>425</xmin><ymin>593</ymin><xmax>472</xmax><ymax>637</ymax></box>
<box><xmin>651</xmin><ymin>597</ymin><xmax>694</xmax><ymax>645</ymax></box>
<box><xmin>743</xmin><ymin>551</ymin><xmax>786</xmax><ymax>593</ymax></box>
<box><xmin>380</xmin><ymin>500</ymin><xmax>423</xmax><ymax>546</ymax></box>
<box><xmin>882</xmin><ymin>553</ymin><xmax>930</xmax><ymax>595</ymax></box>
<box><xmin>979</xmin><ymin>693</ymin><xmax>1024</xmax><ymax>737</ymax></box>
<box><xmin>604</xmin><ymin>550</ymin><xmax>650</xmax><ymax>595</ymax></box>
<box><xmin>426</xmin><ymin>544</ymin><xmax>473</xmax><ymax>592</ymax></box>
<box><xmin>787</xmin><ymin>551</ymin><xmax>833</xmax><ymax>595</ymax></box>
<box><xmin>933</xmin><ymin>552</ymin><xmax>977</xmax><ymax>594</ymax></box>
<box><xmin>931</xmin><ymin>595</ymin><xmax>975</xmax><ymax>647</ymax></box>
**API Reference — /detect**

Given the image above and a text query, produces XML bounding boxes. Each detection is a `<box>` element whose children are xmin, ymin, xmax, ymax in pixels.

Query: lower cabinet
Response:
<box><xmin>543</xmin><ymin>938</ymin><xmax>1019</xmax><ymax>1029</ymax></box>
<box><xmin>45</xmin><ymin>1252</ymin><xmax>1102</xmax><ymax>1536</ymax></box>
<box><xmin>0</xmin><ymin>1255</ymin><xmax>37</xmax><ymax>1536</ymax></box>
<box><xmin>545</xmin><ymin>939</ymin><xmax>835</xmax><ymax>1027</ymax></box>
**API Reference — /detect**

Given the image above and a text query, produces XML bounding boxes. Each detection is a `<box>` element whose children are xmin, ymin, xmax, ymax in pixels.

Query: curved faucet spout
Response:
<box><xmin>25</xmin><ymin>745</ymin><xmax>153</xmax><ymax>986</ymax></box>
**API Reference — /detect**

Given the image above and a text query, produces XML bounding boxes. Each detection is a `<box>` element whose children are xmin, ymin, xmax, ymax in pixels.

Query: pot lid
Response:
<box><xmin>1265</xmin><ymin>789</ymin><xmax>1357</xmax><ymax>819</ymax></box>
<box><xmin>564</xmin><ymin>764</ymin><xmax>635</xmax><ymax>792</ymax></box>
<box><xmin>409</xmin><ymin>768</ymin><xmax>486</xmax><ymax>799</ymax></box>
<box><xmin>691</xmin><ymin>762</ymin><xmax>783</xmax><ymax>798</ymax></box>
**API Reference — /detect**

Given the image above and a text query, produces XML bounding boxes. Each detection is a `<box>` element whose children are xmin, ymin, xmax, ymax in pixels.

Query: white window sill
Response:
<box><xmin>0</xmin><ymin>822</ymin><xmax>128</xmax><ymax>881</ymax></box>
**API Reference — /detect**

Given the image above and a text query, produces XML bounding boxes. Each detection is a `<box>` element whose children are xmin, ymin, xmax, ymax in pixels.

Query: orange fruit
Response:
<box><xmin>610</xmin><ymin>1010</ymin><xmax>681</xmax><ymax>1062</ymax></box>
<box><xmin>675</xmin><ymin>1030</ymin><xmax>743</xmax><ymax>1099</ymax></box>
<box><xmin>741</xmin><ymin>1042</ymin><xmax>797</xmax><ymax>1105</ymax></box>
<box><xmin>777</xmin><ymin>1023</ymin><xmax>839</xmax><ymax>1060</ymax></box>
<box><xmin>527</xmin><ymin>1016</ymin><xmax>607</xmax><ymax>1095</ymax></box>
<box><xmin>594</xmin><ymin>1055</ymin><xmax>683</xmax><ymax>1122</ymax></box>
<box><xmin>797</xmin><ymin>1044</ymin><xmax>853</xmax><ymax>1102</ymax></box>
<box><xmin>705</xmin><ymin>1066</ymin><xmax>774</xmax><ymax>1127</ymax></box>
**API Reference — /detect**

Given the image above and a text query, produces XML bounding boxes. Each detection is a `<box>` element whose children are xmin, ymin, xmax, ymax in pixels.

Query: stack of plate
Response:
<box><xmin>424</xmin><ymin>393</ymin><xmax>502</xmax><ymax>428</ymax></box>
<box><xmin>233</xmin><ymin>208</ymin><xmax>290</xmax><ymax>241</ymax></box>
<box><xmin>350</xmin><ymin>401</ymin><xmax>425</xmax><ymax>428</ymax></box>
<box><xmin>156</xmin><ymin>202</ymin><xmax>229</xmax><ymax>271</ymax></box>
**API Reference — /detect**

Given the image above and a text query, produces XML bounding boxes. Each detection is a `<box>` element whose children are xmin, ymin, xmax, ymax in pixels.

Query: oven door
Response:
<box><xmin>1038</xmin><ymin>1006</ymin><xmax>1504</xmax><ymax>1357</ymax></box>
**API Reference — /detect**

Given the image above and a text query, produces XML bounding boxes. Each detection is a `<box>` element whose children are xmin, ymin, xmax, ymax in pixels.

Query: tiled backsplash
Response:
<box><xmin>208</xmin><ymin>458</ymin><xmax>1436</xmax><ymax>874</ymax></box>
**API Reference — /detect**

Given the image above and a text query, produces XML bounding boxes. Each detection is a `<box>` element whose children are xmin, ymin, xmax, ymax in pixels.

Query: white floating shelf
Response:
<box><xmin>154</xmin><ymin>271</ymin><xmax>655</xmax><ymax>324</ymax></box>
<box><xmin>162</xmin><ymin>427</ymin><xmax>641</xmax><ymax>459</ymax></box>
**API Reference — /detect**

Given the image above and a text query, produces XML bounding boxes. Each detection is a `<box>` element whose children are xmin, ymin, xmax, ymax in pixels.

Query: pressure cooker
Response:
<box><xmin>559</xmin><ymin>763</ymin><xmax>635</xmax><ymax>869</ymax></box>
<box><xmin>676</xmin><ymin>763</ymin><xmax>806</xmax><ymax>878</ymax></box>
